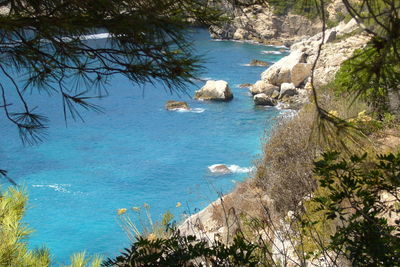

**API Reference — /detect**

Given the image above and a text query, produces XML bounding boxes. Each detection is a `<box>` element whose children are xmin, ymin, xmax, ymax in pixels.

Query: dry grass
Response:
<box><xmin>254</xmin><ymin>106</ymin><xmax>319</xmax><ymax>215</ymax></box>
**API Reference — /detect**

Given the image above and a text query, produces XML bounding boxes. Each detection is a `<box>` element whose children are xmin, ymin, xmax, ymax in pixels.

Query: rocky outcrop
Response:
<box><xmin>254</xmin><ymin>93</ymin><xmax>277</xmax><ymax>106</ymax></box>
<box><xmin>194</xmin><ymin>80</ymin><xmax>233</xmax><ymax>101</ymax></box>
<box><xmin>165</xmin><ymin>101</ymin><xmax>190</xmax><ymax>111</ymax></box>
<box><xmin>261</xmin><ymin>51</ymin><xmax>311</xmax><ymax>86</ymax></box>
<box><xmin>250</xmin><ymin>19</ymin><xmax>369</xmax><ymax>109</ymax></box>
<box><xmin>279</xmin><ymin>83</ymin><xmax>297</xmax><ymax>98</ymax></box>
<box><xmin>250</xmin><ymin>80</ymin><xmax>278</xmax><ymax>96</ymax></box>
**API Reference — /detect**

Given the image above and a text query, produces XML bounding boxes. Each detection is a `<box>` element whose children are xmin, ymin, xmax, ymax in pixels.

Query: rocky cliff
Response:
<box><xmin>250</xmin><ymin>19</ymin><xmax>370</xmax><ymax>109</ymax></box>
<box><xmin>209</xmin><ymin>0</ymin><xmax>347</xmax><ymax>46</ymax></box>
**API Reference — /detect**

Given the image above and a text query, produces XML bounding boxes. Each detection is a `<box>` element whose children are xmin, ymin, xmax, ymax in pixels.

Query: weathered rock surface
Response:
<box><xmin>291</xmin><ymin>63</ymin><xmax>312</xmax><ymax>87</ymax></box>
<box><xmin>194</xmin><ymin>80</ymin><xmax>233</xmax><ymax>101</ymax></box>
<box><xmin>209</xmin><ymin>3</ymin><xmax>322</xmax><ymax>46</ymax></box>
<box><xmin>250</xmin><ymin>80</ymin><xmax>279</xmax><ymax>96</ymax></box>
<box><xmin>254</xmin><ymin>93</ymin><xmax>277</xmax><ymax>106</ymax></box>
<box><xmin>165</xmin><ymin>101</ymin><xmax>190</xmax><ymax>111</ymax></box>
<box><xmin>279</xmin><ymin>83</ymin><xmax>297</xmax><ymax>98</ymax></box>
<box><xmin>261</xmin><ymin>50</ymin><xmax>306</xmax><ymax>86</ymax></box>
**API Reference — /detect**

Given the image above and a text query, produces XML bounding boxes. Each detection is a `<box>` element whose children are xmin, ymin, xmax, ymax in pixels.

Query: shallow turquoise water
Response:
<box><xmin>0</xmin><ymin>28</ymin><xmax>288</xmax><ymax>264</ymax></box>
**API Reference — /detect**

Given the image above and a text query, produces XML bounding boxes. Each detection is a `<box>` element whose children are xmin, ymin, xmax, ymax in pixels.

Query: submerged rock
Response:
<box><xmin>253</xmin><ymin>93</ymin><xmax>277</xmax><ymax>106</ymax></box>
<box><xmin>239</xmin><ymin>83</ymin><xmax>253</xmax><ymax>88</ymax></box>
<box><xmin>194</xmin><ymin>80</ymin><xmax>233</xmax><ymax>101</ymax></box>
<box><xmin>165</xmin><ymin>101</ymin><xmax>190</xmax><ymax>111</ymax></box>
<box><xmin>249</xmin><ymin>59</ymin><xmax>270</xmax><ymax>67</ymax></box>
<box><xmin>208</xmin><ymin>164</ymin><xmax>232</xmax><ymax>174</ymax></box>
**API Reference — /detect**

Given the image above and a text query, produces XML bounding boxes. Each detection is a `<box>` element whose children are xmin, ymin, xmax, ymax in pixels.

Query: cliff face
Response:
<box><xmin>210</xmin><ymin>4</ymin><xmax>321</xmax><ymax>46</ymax></box>
<box><xmin>209</xmin><ymin>0</ymin><xmax>348</xmax><ymax>46</ymax></box>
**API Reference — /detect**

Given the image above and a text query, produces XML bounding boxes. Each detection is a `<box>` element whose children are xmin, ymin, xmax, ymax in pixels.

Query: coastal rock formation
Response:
<box><xmin>165</xmin><ymin>100</ymin><xmax>190</xmax><ymax>111</ymax></box>
<box><xmin>279</xmin><ymin>83</ymin><xmax>297</xmax><ymax>98</ymax></box>
<box><xmin>194</xmin><ymin>80</ymin><xmax>233</xmax><ymax>101</ymax></box>
<box><xmin>254</xmin><ymin>93</ymin><xmax>277</xmax><ymax>106</ymax></box>
<box><xmin>261</xmin><ymin>50</ymin><xmax>307</xmax><ymax>86</ymax></box>
<box><xmin>251</xmin><ymin>19</ymin><xmax>369</xmax><ymax>109</ymax></box>
<box><xmin>250</xmin><ymin>80</ymin><xmax>278</xmax><ymax>96</ymax></box>
<box><xmin>290</xmin><ymin>63</ymin><xmax>312</xmax><ymax>87</ymax></box>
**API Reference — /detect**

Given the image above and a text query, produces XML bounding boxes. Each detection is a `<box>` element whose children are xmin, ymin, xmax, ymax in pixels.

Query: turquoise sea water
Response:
<box><xmin>0</xmin><ymin>28</ymin><xmax>288</xmax><ymax>264</ymax></box>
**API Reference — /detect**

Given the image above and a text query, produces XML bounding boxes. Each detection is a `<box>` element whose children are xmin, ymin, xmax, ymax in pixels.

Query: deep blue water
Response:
<box><xmin>0</xmin><ymin>28</ymin><xmax>288</xmax><ymax>264</ymax></box>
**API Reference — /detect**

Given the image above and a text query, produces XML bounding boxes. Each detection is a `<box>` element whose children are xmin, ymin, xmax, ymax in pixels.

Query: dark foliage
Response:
<box><xmin>311</xmin><ymin>151</ymin><xmax>400</xmax><ymax>266</ymax></box>
<box><xmin>103</xmin><ymin>230</ymin><xmax>258</xmax><ymax>267</ymax></box>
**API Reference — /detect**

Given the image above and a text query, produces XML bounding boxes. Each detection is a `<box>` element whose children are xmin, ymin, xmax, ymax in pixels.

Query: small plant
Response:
<box><xmin>116</xmin><ymin>203</ymin><xmax>176</xmax><ymax>242</ymax></box>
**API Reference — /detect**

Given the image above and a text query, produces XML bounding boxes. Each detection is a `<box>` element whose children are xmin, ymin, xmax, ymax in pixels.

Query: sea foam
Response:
<box><xmin>261</xmin><ymin>50</ymin><xmax>282</xmax><ymax>55</ymax></box>
<box><xmin>32</xmin><ymin>184</ymin><xmax>71</xmax><ymax>193</ymax></box>
<box><xmin>208</xmin><ymin>164</ymin><xmax>255</xmax><ymax>174</ymax></box>
<box><xmin>172</xmin><ymin>108</ymin><xmax>205</xmax><ymax>113</ymax></box>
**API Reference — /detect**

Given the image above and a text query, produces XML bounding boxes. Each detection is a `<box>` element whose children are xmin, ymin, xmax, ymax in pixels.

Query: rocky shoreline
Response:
<box><xmin>178</xmin><ymin>17</ymin><xmax>370</xmax><ymax>242</ymax></box>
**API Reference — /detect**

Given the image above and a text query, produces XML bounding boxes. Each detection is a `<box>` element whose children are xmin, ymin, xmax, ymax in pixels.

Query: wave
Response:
<box><xmin>173</xmin><ymin>107</ymin><xmax>205</xmax><ymax>113</ymax></box>
<box><xmin>265</xmin><ymin>44</ymin><xmax>289</xmax><ymax>49</ymax></box>
<box><xmin>32</xmin><ymin>183</ymin><xmax>71</xmax><ymax>193</ymax></box>
<box><xmin>240</xmin><ymin>63</ymin><xmax>252</xmax><ymax>66</ymax></box>
<box><xmin>208</xmin><ymin>164</ymin><xmax>255</xmax><ymax>174</ymax></box>
<box><xmin>261</xmin><ymin>50</ymin><xmax>282</xmax><ymax>55</ymax></box>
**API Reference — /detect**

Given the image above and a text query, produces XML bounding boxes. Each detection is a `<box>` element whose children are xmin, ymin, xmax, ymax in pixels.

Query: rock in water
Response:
<box><xmin>208</xmin><ymin>164</ymin><xmax>232</xmax><ymax>174</ymax></box>
<box><xmin>239</xmin><ymin>83</ymin><xmax>253</xmax><ymax>88</ymax></box>
<box><xmin>194</xmin><ymin>80</ymin><xmax>233</xmax><ymax>101</ymax></box>
<box><xmin>165</xmin><ymin>101</ymin><xmax>190</xmax><ymax>111</ymax></box>
<box><xmin>253</xmin><ymin>93</ymin><xmax>277</xmax><ymax>106</ymax></box>
<box><xmin>249</xmin><ymin>59</ymin><xmax>270</xmax><ymax>66</ymax></box>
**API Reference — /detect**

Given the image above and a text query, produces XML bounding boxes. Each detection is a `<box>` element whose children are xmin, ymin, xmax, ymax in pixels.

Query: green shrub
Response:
<box><xmin>310</xmin><ymin>151</ymin><xmax>400</xmax><ymax>265</ymax></box>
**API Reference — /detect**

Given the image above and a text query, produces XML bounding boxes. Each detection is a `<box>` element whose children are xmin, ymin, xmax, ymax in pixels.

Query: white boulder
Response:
<box><xmin>261</xmin><ymin>51</ymin><xmax>306</xmax><ymax>86</ymax></box>
<box><xmin>194</xmin><ymin>80</ymin><xmax>233</xmax><ymax>101</ymax></box>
